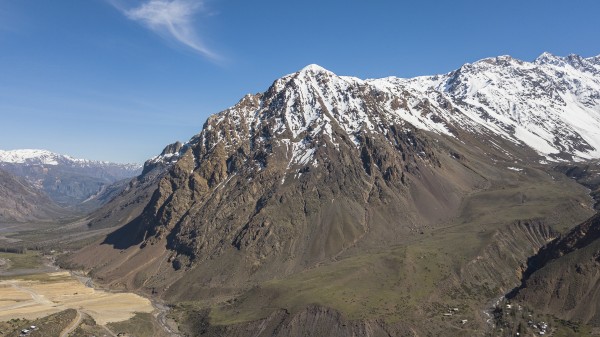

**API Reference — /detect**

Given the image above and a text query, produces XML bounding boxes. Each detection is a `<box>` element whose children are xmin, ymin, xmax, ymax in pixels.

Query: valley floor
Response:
<box><xmin>0</xmin><ymin>271</ymin><xmax>153</xmax><ymax>324</ymax></box>
<box><xmin>0</xmin><ymin>251</ymin><xmax>170</xmax><ymax>337</ymax></box>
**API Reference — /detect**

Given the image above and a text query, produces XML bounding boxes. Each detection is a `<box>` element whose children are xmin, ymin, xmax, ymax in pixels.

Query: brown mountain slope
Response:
<box><xmin>178</xmin><ymin>305</ymin><xmax>413</xmax><ymax>337</ymax></box>
<box><xmin>0</xmin><ymin>168</ymin><xmax>68</xmax><ymax>223</ymax></box>
<box><xmin>65</xmin><ymin>63</ymin><xmax>599</xmax><ymax>336</ymax></box>
<box><xmin>67</xmin><ymin>68</ymin><xmax>494</xmax><ymax>294</ymax></box>
<box><xmin>64</xmin><ymin>116</ymin><xmax>596</xmax><ymax>336</ymax></box>
<box><xmin>513</xmin><ymin>213</ymin><xmax>600</xmax><ymax>325</ymax></box>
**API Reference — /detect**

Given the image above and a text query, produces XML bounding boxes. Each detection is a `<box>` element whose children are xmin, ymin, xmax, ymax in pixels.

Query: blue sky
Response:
<box><xmin>1</xmin><ymin>0</ymin><xmax>599</xmax><ymax>164</ymax></box>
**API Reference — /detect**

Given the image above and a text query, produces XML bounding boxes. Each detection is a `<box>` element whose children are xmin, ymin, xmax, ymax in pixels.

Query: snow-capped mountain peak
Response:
<box><xmin>157</xmin><ymin>53</ymin><xmax>600</xmax><ymax>176</ymax></box>
<box><xmin>0</xmin><ymin>149</ymin><xmax>66</xmax><ymax>165</ymax></box>
<box><xmin>534</xmin><ymin>52</ymin><xmax>600</xmax><ymax>74</ymax></box>
<box><xmin>298</xmin><ymin>63</ymin><xmax>331</xmax><ymax>74</ymax></box>
<box><xmin>393</xmin><ymin>53</ymin><xmax>600</xmax><ymax>161</ymax></box>
<box><xmin>534</xmin><ymin>51</ymin><xmax>563</xmax><ymax>66</ymax></box>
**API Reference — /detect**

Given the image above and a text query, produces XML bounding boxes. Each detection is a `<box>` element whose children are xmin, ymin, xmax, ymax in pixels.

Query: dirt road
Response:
<box><xmin>59</xmin><ymin>309</ymin><xmax>82</xmax><ymax>337</ymax></box>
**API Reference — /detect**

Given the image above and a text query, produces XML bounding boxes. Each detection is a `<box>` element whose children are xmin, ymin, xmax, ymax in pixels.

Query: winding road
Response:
<box><xmin>59</xmin><ymin>310</ymin><xmax>82</xmax><ymax>337</ymax></box>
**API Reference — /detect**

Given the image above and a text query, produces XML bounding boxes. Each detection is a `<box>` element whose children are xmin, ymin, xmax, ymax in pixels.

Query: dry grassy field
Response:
<box><xmin>0</xmin><ymin>271</ymin><xmax>154</xmax><ymax>325</ymax></box>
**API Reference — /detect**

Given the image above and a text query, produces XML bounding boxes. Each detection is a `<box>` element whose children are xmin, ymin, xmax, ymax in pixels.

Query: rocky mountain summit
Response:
<box><xmin>137</xmin><ymin>52</ymin><xmax>600</xmax><ymax>265</ymax></box>
<box><xmin>120</xmin><ymin>61</ymin><xmax>482</xmax><ymax>270</ymax></box>
<box><xmin>148</xmin><ymin>52</ymin><xmax>600</xmax><ymax>177</ymax></box>
<box><xmin>69</xmin><ymin>53</ymin><xmax>600</xmax><ymax>336</ymax></box>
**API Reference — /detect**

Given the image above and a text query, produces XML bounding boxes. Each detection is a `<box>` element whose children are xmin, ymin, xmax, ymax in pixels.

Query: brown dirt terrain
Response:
<box><xmin>0</xmin><ymin>272</ymin><xmax>154</xmax><ymax>325</ymax></box>
<box><xmin>513</xmin><ymin>213</ymin><xmax>600</xmax><ymax>326</ymax></box>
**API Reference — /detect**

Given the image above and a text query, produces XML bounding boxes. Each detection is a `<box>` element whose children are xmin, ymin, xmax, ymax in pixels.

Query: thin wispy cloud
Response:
<box><xmin>110</xmin><ymin>0</ymin><xmax>218</xmax><ymax>60</ymax></box>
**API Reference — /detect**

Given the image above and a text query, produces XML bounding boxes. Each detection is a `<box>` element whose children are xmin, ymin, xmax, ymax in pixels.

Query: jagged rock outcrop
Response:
<box><xmin>131</xmin><ymin>65</ymin><xmax>478</xmax><ymax>275</ymax></box>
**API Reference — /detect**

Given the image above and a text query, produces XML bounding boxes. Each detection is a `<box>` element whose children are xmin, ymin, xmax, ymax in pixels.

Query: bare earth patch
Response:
<box><xmin>0</xmin><ymin>272</ymin><xmax>154</xmax><ymax>325</ymax></box>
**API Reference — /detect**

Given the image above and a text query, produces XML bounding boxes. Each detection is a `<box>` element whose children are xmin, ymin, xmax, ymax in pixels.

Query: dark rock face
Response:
<box><xmin>535</xmin><ymin>213</ymin><xmax>600</xmax><ymax>263</ymax></box>
<box><xmin>142</xmin><ymin>141</ymin><xmax>185</xmax><ymax>175</ymax></box>
<box><xmin>134</xmin><ymin>68</ymin><xmax>464</xmax><ymax>275</ymax></box>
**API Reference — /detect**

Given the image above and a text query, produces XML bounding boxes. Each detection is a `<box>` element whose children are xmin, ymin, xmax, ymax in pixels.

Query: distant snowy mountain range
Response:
<box><xmin>0</xmin><ymin>149</ymin><xmax>141</xmax><ymax>170</ymax></box>
<box><xmin>0</xmin><ymin>149</ymin><xmax>142</xmax><ymax>209</ymax></box>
